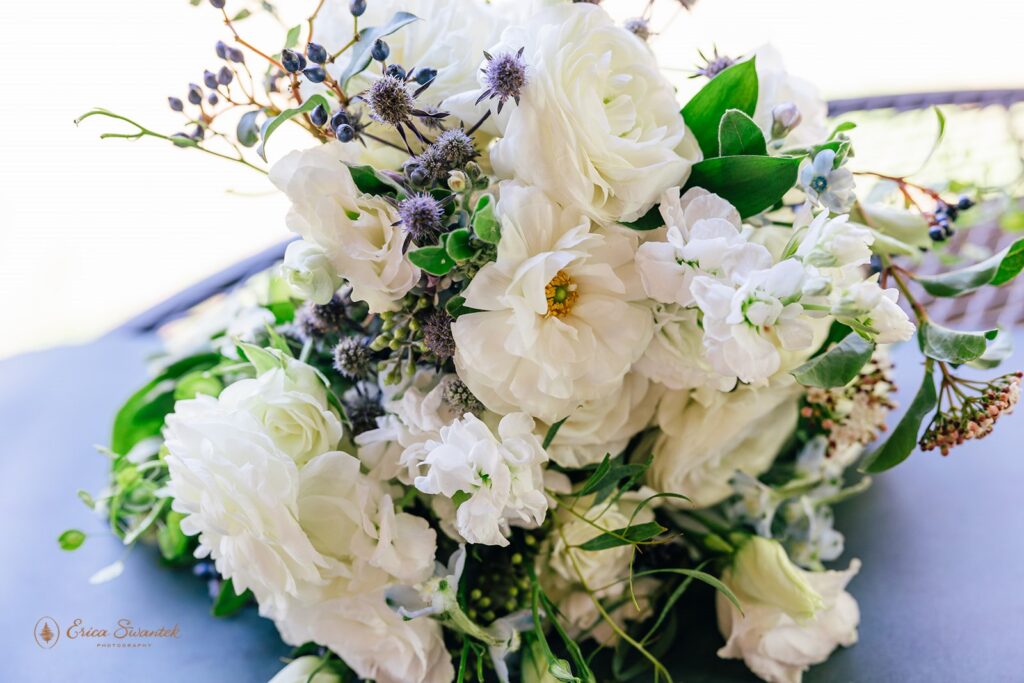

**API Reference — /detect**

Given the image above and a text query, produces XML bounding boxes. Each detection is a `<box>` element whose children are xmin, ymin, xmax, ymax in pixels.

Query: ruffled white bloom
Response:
<box><xmin>693</xmin><ymin>260</ymin><xmax>815</xmax><ymax>385</ymax></box>
<box><xmin>649</xmin><ymin>378</ymin><xmax>803</xmax><ymax>508</ymax></box>
<box><xmin>452</xmin><ymin>183</ymin><xmax>653</xmax><ymax>422</ymax></box>
<box><xmin>795</xmin><ymin>213</ymin><xmax>873</xmax><ymax>271</ymax></box>
<box><xmin>408</xmin><ymin>412</ymin><xmax>549</xmax><ymax>546</ymax></box>
<box><xmin>280</xmin><ymin>240</ymin><xmax>341</xmax><ymax>305</ymax></box>
<box><xmin>636</xmin><ymin>304</ymin><xmax>737</xmax><ymax>392</ymax></box>
<box><xmin>753</xmin><ymin>45</ymin><xmax>829</xmax><ymax>148</ymax></box>
<box><xmin>269</xmin><ymin>142</ymin><xmax>419</xmax><ymax>312</ymax></box>
<box><xmin>637</xmin><ymin>188</ymin><xmax>769</xmax><ymax>307</ymax></box>
<box><xmin>542</xmin><ymin>372</ymin><xmax>662</xmax><ymax>469</ymax></box>
<box><xmin>557</xmin><ymin>577</ymin><xmax>661</xmax><ymax>647</ymax></box>
<box><xmin>275</xmin><ymin>590</ymin><xmax>454</xmax><ymax>683</ymax></box>
<box><xmin>831</xmin><ymin>276</ymin><xmax>915</xmax><ymax>344</ymax></box>
<box><xmin>214</xmin><ymin>353</ymin><xmax>343</xmax><ymax>467</ymax></box>
<box><xmin>268</xmin><ymin>656</ymin><xmax>343</xmax><ymax>683</ymax></box>
<box><xmin>480</xmin><ymin>4</ymin><xmax>699</xmax><ymax>222</ymax></box>
<box><xmin>717</xmin><ymin>537</ymin><xmax>861</xmax><ymax>683</ymax></box>
<box><xmin>799</xmin><ymin>149</ymin><xmax>856</xmax><ymax>214</ymax></box>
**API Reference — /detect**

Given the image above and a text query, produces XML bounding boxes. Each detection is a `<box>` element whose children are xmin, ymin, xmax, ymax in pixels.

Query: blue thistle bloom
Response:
<box><xmin>398</xmin><ymin>193</ymin><xmax>445</xmax><ymax>243</ymax></box>
<box><xmin>477</xmin><ymin>48</ymin><xmax>527</xmax><ymax>113</ymax></box>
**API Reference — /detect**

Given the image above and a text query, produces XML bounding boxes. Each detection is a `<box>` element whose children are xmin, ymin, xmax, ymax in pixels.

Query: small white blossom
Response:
<box><xmin>799</xmin><ymin>149</ymin><xmax>855</xmax><ymax>214</ymax></box>
<box><xmin>795</xmin><ymin>212</ymin><xmax>874</xmax><ymax>271</ymax></box>
<box><xmin>830</xmin><ymin>276</ymin><xmax>915</xmax><ymax>344</ymax></box>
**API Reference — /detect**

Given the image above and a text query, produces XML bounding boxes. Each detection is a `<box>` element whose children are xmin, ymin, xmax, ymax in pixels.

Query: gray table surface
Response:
<box><xmin>2</xmin><ymin>329</ymin><xmax>1023</xmax><ymax>682</ymax></box>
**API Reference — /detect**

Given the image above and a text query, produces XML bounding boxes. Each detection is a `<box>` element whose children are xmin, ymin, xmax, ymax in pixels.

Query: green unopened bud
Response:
<box><xmin>464</xmin><ymin>161</ymin><xmax>482</xmax><ymax>180</ymax></box>
<box><xmin>408</xmin><ymin>318</ymin><xmax>421</xmax><ymax>332</ymax></box>
<box><xmin>770</xmin><ymin>101</ymin><xmax>802</xmax><ymax>140</ymax></box>
<box><xmin>392</xmin><ymin>326</ymin><xmax>407</xmax><ymax>341</ymax></box>
<box><xmin>728</xmin><ymin>536</ymin><xmax>824</xmax><ymax>620</ymax></box>
<box><xmin>388</xmin><ymin>339</ymin><xmax>402</xmax><ymax>351</ymax></box>
<box><xmin>370</xmin><ymin>335</ymin><xmax>389</xmax><ymax>351</ymax></box>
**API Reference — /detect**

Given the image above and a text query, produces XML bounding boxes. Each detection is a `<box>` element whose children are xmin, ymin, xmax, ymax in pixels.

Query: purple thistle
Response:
<box><xmin>398</xmin><ymin>193</ymin><xmax>445</xmax><ymax>244</ymax></box>
<box><xmin>477</xmin><ymin>48</ymin><xmax>527</xmax><ymax>113</ymax></box>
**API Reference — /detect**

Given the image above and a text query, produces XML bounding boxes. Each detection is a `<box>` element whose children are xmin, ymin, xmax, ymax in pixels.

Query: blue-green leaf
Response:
<box><xmin>471</xmin><ymin>194</ymin><xmax>500</xmax><ymax>244</ymax></box>
<box><xmin>256</xmin><ymin>94</ymin><xmax>332</xmax><ymax>161</ymax></box>
<box><xmin>236</xmin><ymin>110</ymin><xmax>261</xmax><ymax>148</ymax></box>
<box><xmin>792</xmin><ymin>333</ymin><xmax>874</xmax><ymax>388</ymax></box>
<box><xmin>682</xmin><ymin>58</ymin><xmax>759</xmax><ymax>158</ymax></box>
<box><xmin>445</xmin><ymin>228</ymin><xmax>476</xmax><ymax>261</ymax></box>
<box><xmin>860</xmin><ymin>366</ymin><xmax>937</xmax><ymax>473</ymax></box>
<box><xmin>408</xmin><ymin>245</ymin><xmax>454</xmax><ymax>275</ymax></box>
<box><xmin>918</xmin><ymin>321</ymin><xmax>997</xmax><ymax>365</ymax></box>
<box><xmin>336</xmin><ymin>12</ymin><xmax>420</xmax><ymax>89</ymax></box>
<box><xmin>916</xmin><ymin>237</ymin><xmax>1024</xmax><ymax>297</ymax></box>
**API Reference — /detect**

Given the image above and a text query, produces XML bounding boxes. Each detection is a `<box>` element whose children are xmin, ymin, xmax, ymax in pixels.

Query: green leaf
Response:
<box><xmin>918</xmin><ymin>321</ymin><xmax>997</xmax><ymax>365</ymax></box>
<box><xmin>157</xmin><ymin>511</ymin><xmax>190</xmax><ymax>562</ymax></box>
<box><xmin>916</xmin><ymin>238</ymin><xmax>1024</xmax><ymax>297</ymax></box>
<box><xmin>684</xmin><ymin>155</ymin><xmax>801</xmax><ymax>218</ymax></box>
<box><xmin>829</xmin><ymin>121</ymin><xmax>857</xmax><ymax>139</ymax></box>
<box><xmin>174</xmin><ymin>371</ymin><xmax>223</xmax><ymax>400</ymax></box>
<box><xmin>58</xmin><ymin>529</ymin><xmax>86</xmax><ymax>551</ymax></box>
<box><xmin>408</xmin><ymin>245</ymin><xmax>455</xmax><ymax>275</ymax></box>
<box><xmin>619</xmin><ymin>207</ymin><xmax>663</xmax><ymax>231</ymax></box>
<box><xmin>578</xmin><ymin>522</ymin><xmax>666</xmax><ymax>551</ymax></box>
<box><xmin>968</xmin><ymin>328</ymin><xmax>1013</xmax><ymax>370</ymax></box>
<box><xmin>446</xmin><ymin>228</ymin><xmax>476</xmax><ymax>261</ymax></box>
<box><xmin>471</xmin><ymin>194</ymin><xmax>500</xmax><ymax>244</ymax></box>
<box><xmin>682</xmin><ymin>58</ymin><xmax>759</xmax><ymax>158</ymax></box>
<box><xmin>232</xmin><ymin>8</ymin><xmax>252</xmax><ymax>21</ymax></box>
<box><xmin>236</xmin><ymin>110</ymin><xmax>261</xmax><ymax>148</ymax></box>
<box><xmin>347</xmin><ymin>163</ymin><xmax>404</xmax><ymax>195</ymax></box>
<box><xmin>718</xmin><ymin>109</ymin><xmax>767</xmax><ymax>157</ymax></box>
<box><xmin>284</xmin><ymin>24</ymin><xmax>302</xmax><ymax>49</ymax></box>
<box><xmin>792</xmin><ymin>333</ymin><xmax>874</xmax><ymax>388</ymax></box>
<box><xmin>238</xmin><ymin>342</ymin><xmax>286</xmax><ymax>374</ymax></box>
<box><xmin>336</xmin><ymin>12</ymin><xmax>420</xmax><ymax>89</ymax></box>
<box><xmin>542</xmin><ymin>417</ymin><xmax>569</xmax><ymax>449</ymax></box>
<box><xmin>111</xmin><ymin>380</ymin><xmax>175</xmax><ymax>456</ymax></box>
<box><xmin>860</xmin><ymin>366</ymin><xmax>937</xmax><ymax>473</ymax></box>
<box><xmin>256</xmin><ymin>94</ymin><xmax>332</xmax><ymax>161</ymax></box>
<box><xmin>633</xmin><ymin>568</ymin><xmax>743</xmax><ymax>614</ymax></box>
<box><xmin>211</xmin><ymin>578</ymin><xmax>253</xmax><ymax>617</ymax></box>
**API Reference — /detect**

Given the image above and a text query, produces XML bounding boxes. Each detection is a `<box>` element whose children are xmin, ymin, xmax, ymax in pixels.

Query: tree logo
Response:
<box><xmin>34</xmin><ymin>617</ymin><xmax>60</xmax><ymax>650</ymax></box>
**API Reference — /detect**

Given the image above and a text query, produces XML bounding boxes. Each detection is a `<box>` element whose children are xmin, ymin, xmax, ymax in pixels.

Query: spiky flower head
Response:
<box><xmin>443</xmin><ymin>377</ymin><xmax>484</xmax><ymax>415</ymax></box>
<box><xmin>296</xmin><ymin>294</ymin><xmax>347</xmax><ymax>339</ymax></box>
<box><xmin>422</xmin><ymin>309</ymin><xmax>456</xmax><ymax>361</ymax></box>
<box><xmin>624</xmin><ymin>17</ymin><xmax>652</xmax><ymax>41</ymax></box>
<box><xmin>366</xmin><ymin>75</ymin><xmax>414</xmax><ymax>127</ymax></box>
<box><xmin>433</xmin><ymin>129</ymin><xmax>477</xmax><ymax>168</ymax></box>
<box><xmin>693</xmin><ymin>47</ymin><xmax>736</xmax><ymax>79</ymax></box>
<box><xmin>343</xmin><ymin>386</ymin><xmax>385</xmax><ymax>435</ymax></box>
<box><xmin>398</xmin><ymin>193</ymin><xmax>445</xmax><ymax>244</ymax></box>
<box><xmin>478</xmin><ymin>48</ymin><xmax>527</xmax><ymax>113</ymax></box>
<box><xmin>333</xmin><ymin>336</ymin><xmax>372</xmax><ymax>380</ymax></box>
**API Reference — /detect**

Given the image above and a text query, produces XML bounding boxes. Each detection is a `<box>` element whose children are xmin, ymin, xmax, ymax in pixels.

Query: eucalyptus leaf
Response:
<box><xmin>472</xmin><ymin>194</ymin><xmax>500</xmax><ymax>244</ymax></box>
<box><xmin>256</xmin><ymin>94</ymin><xmax>332</xmax><ymax>161</ymax></box>
<box><xmin>683</xmin><ymin>155</ymin><xmax>801</xmax><ymax>218</ymax></box>
<box><xmin>682</xmin><ymin>58</ymin><xmax>758</xmax><ymax>158</ymax></box>
<box><xmin>967</xmin><ymin>328</ymin><xmax>1013</xmax><ymax>370</ymax></box>
<box><xmin>336</xmin><ymin>12</ymin><xmax>420</xmax><ymax>89</ymax></box>
<box><xmin>578</xmin><ymin>522</ymin><xmax>666</xmax><ymax>551</ymax></box>
<box><xmin>408</xmin><ymin>245</ymin><xmax>455</xmax><ymax>275</ymax></box>
<box><xmin>236</xmin><ymin>110</ymin><xmax>261</xmax><ymax>148</ymax></box>
<box><xmin>445</xmin><ymin>228</ymin><xmax>476</xmax><ymax>261</ymax></box>
<box><xmin>860</xmin><ymin>366</ymin><xmax>937</xmax><ymax>473</ymax></box>
<box><xmin>284</xmin><ymin>24</ymin><xmax>302</xmax><ymax>49</ymax></box>
<box><xmin>792</xmin><ymin>333</ymin><xmax>874</xmax><ymax>388</ymax></box>
<box><xmin>918</xmin><ymin>321</ymin><xmax>997</xmax><ymax>365</ymax></box>
<box><xmin>718</xmin><ymin>109</ymin><xmax>767</xmax><ymax>157</ymax></box>
<box><xmin>916</xmin><ymin>237</ymin><xmax>1024</xmax><ymax>297</ymax></box>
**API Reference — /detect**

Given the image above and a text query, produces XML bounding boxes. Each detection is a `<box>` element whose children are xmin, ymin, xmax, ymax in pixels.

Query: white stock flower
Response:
<box><xmin>268</xmin><ymin>656</ymin><xmax>342</xmax><ymax>683</ymax></box>
<box><xmin>717</xmin><ymin>537</ymin><xmax>861</xmax><ymax>683</ymax></box>
<box><xmin>269</xmin><ymin>142</ymin><xmax>419</xmax><ymax>312</ymax></box>
<box><xmin>482</xmin><ymin>4</ymin><xmax>699</xmax><ymax>222</ymax></box>
<box><xmin>692</xmin><ymin>259</ymin><xmax>815</xmax><ymax>385</ymax></box>
<box><xmin>636</xmin><ymin>188</ymin><xmax>769</xmax><ymax>307</ymax></box>
<box><xmin>752</xmin><ymin>45</ymin><xmax>829</xmax><ymax>148</ymax></box>
<box><xmin>831</xmin><ymin>276</ymin><xmax>915</xmax><ymax>344</ymax></box>
<box><xmin>649</xmin><ymin>379</ymin><xmax>803</xmax><ymax>508</ymax></box>
<box><xmin>215</xmin><ymin>354</ymin><xmax>342</xmax><ymax>467</ymax></box>
<box><xmin>635</xmin><ymin>304</ymin><xmax>737</xmax><ymax>392</ymax></box>
<box><xmin>795</xmin><ymin>213</ymin><xmax>873</xmax><ymax>271</ymax></box>
<box><xmin>280</xmin><ymin>240</ymin><xmax>342</xmax><ymax>305</ymax></box>
<box><xmin>542</xmin><ymin>372</ymin><xmax>662</xmax><ymax>469</ymax></box>
<box><xmin>452</xmin><ymin>183</ymin><xmax>653</xmax><ymax>422</ymax></box>
<box><xmin>409</xmin><ymin>412</ymin><xmax>549</xmax><ymax>546</ymax></box>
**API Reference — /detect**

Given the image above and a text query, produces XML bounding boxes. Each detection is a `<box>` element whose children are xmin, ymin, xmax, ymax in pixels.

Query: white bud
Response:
<box><xmin>770</xmin><ymin>101</ymin><xmax>803</xmax><ymax>139</ymax></box>
<box><xmin>447</xmin><ymin>170</ymin><xmax>468</xmax><ymax>193</ymax></box>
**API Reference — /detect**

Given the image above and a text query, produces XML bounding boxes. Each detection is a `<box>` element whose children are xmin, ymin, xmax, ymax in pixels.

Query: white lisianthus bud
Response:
<box><xmin>728</xmin><ymin>536</ymin><xmax>823</xmax><ymax>619</ymax></box>
<box><xmin>770</xmin><ymin>101</ymin><xmax>802</xmax><ymax>140</ymax></box>
<box><xmin>268</xmin><ymin>656</ymin><xmax>342</xmax><ymax>683</ymax></box>
<box><xmin>281</xmin><ymin>239</ymin><xmax>342</xmax><ymax>305</ymax></box>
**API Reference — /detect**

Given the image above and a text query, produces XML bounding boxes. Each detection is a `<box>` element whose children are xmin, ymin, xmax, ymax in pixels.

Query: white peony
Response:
<box><xmin>280</xmin><ymin>240</ymin><xmax>342</xmax><ymax>305</ymax></box>
<box><xmin>269</xmin><ymin>142</ymin><xmax>419</xmax><ymax>312</ymax></box>
<box><xmin>452</xmin><ymin>183</ymin><xmax>653</xmax><ymax>422</ymax></box>
<box><xmin>542</xmin><ymin>372</ymin><xmax>662</xmax><ymax>469</ymax></box>
<box><xmin>717</xmin><ymin>537</ymin><xmax>861</xmax><ymax>683</ymax></box>
<box><xmin>275</xmin><ymin>590</ymin><xmax>454</xmax><ymax>683</ymax></box>
<box><xmin>408</xmin><ymin>412</ymin><xmax>548</xmax><ymax>546</ymax></box>
<box><xmin>480</xmin><ymin>4</ymin><xmax>699</xmax><ymax>223</ymax></box>
<box><xmin>752</xmin><ymin>45</ymin><xmax>829</xmax><ymax>148</ymax></box>
<box><xmin>649</xmin><ymin>378</ymin><xmax>803</xmax><ymax>508</ymax></box>
<box><xmin>635</xmin><ymin>304</ymin><xmax>737</xmax><ymax>392</ymax></box>
<box><xmin>214</xmin><ymin>353</ymin><xmax>343</xmax><ymax>467</ymax></box>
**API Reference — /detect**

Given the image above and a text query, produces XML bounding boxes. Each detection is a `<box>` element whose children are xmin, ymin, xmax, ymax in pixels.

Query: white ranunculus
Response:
<box><xmin>452</xmin><ymin>183</ymin><xmax>653</xmax><ymax>422</ymax></box>
<box><xmin>214</xmin><ymin>355</ymin><xmax>343</xmax><ymax>467</ymax></box>
<box><xmin>831</xmin><ymin>276</ymin><xmax>915</xmax><ymax>344</ymax></box>
<box><xmin>408</xmin><ymin>412</ymin><xmax>548</xmax><ymax>546</ymax></box>
<box><xmin>482</xmin><ymin>4</ymin><xmax>699</xmax><ymax>222</ymax></box>
<box><xmin>636</xmin><ymin>188</ymin><xmax>768</xmax><ymax>307</ymax></box>
<box><xmin>717</xmin><ymin>537</ymin><xmax>861</xmax><ymax>683</ymax></box>
<box><xmin>280</xmin><ymin>240</ymin><xmax>342</xmax><ymax>305</ymax></box>
<box><xmin>636</xmin><ymin>304</ymin><xmax>737</xmax><ymax>392</ymax></box>
<box><xmin>269</xmin><ymin>142</ymin><xmax>419</xmax><ymax>312</ymax></box>
<box><xmin>268</xmin><ymin>656</ymin><xmax>342</xmax><ymax>683</ymax></box>
<box><xmin>752</xmin><ymin>45</ymin><xmax>829</xmax><ymax>148</ymax></box>
<box><xmin>275</xmin><ymin>590</ymin><xmax>454</xmax><ymax>683</ymax></box>
<box><xmin>649</xmin><ymin>378</ymin><xmax>802</xmax><ymax>508</ymax></box>
<box><xmin>542</xmin><ymin>372</ymin><xmax>662</xmax><ymax>469</ymax></box>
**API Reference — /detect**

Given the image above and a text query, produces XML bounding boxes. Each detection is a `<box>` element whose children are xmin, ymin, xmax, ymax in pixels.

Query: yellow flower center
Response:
<box><xmin>545</xmin><ymin>270</ymin><xmax>578</xmax><ymax>319</ymax></box>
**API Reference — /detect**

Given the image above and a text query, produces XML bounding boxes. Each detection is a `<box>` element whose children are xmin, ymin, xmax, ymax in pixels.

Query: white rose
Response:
<box><xmin>215</xmin><ymin>355</ymin><xmax>343</xmax><ymax>466</ymax></box>
<box><xmin>281</xmin><ymin>240</ymin><xmax>342</xmax><ymax>305</ymax></box>
<box><xmin>452</xmin><ymin>183</ymin><xmax>653</xmax><ymax>422</ymax></box>
<box><xmin>482</xmin><ymin>4</ymin><xmax>699</xmax><ymax>222</ymax></box>
<box><xmin>268</xmin><ymin>656</ymin><xmax>342</xmax><ymax>683</ymax></box>
<box><xmin>649</xmin><ymin>378</ymin><xmax>803</xmax><ymax>508</ymax></box>
<box><xmin>542</xmin><ymin>372</ymin><xmax>662</xmax><ymax>469</ymax></box>
<box><xmin>753</xmin><ymin>45</ymin><xmax>829</xmax><ymax>148</ymax></box>
<box><xmin>275</xmin><ymin>591</ymin><xmax>454</xmax><ymax>683</ymax></box>
<box><xmin>269</xmin><ymin>142</ymin><xmax>419</xmax><ymax>312</ymax></box>
<box><xmin>408</xmin><ymin>412</ymin><xmax>549</xmax><ymax>546</ymax></box>
<box><xmin>717</xmin><ymin>537</ymin><xmax>861</xmax><ymax>683</ymax></box>
<box><xmin>635</xmin><ymin>304</ymin><xmax>737</xmax><ymax>392</ymax></box>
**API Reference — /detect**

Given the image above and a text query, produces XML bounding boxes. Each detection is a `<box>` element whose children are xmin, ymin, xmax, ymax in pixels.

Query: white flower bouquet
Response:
<box><xmin>65</xmin><ymin>1</ymin><xmax>1023</xmax><ymax>682</ymax></box>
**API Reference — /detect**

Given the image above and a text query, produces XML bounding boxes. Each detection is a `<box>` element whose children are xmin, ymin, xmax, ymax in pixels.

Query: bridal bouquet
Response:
<box><xmin>65</xmin><ymin>1</ymin><xmax>1024</xmax><ymax>682</ymax></box>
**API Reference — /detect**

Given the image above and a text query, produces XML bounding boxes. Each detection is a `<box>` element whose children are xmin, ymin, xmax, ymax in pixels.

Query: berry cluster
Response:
<box><xmin>928</xmin><ymin>196</ymin><xmax>975</xmax><ymax>242</ymax></box>
<box><xmin>920</xmin><ymin>372</ymin><xmax>1021</xmax><ymax>455</ymax></box>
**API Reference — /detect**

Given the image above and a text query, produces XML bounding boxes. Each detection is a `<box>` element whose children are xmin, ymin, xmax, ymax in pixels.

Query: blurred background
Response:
<box><xmin>1</xmin><ymin>0</ymin><xmax>1022</xmax><ymax>360</ymax></box>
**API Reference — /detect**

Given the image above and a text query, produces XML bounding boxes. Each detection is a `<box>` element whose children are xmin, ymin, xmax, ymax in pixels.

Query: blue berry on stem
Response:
<box><xmin>168</xmin><ymin>96</ymin><xmax>184</xmax><ymax>112</ymax></box>
<box><xmin>371</xmin><ymin>39</ymin><xmax>390</xmax><ymax>62</ymax></box>
<box><xmin>349</xmin><ymin>0</ymin><xmax>367</xmax><ymax>17</ymax></box>
<box><xmin>929</xmin><ymin>226</ymin><xmax>946</xmax><ymax>242</ymax></box>
<box><xmin>203</xmin><ymin>70</ymin><xmax>218</xmax><ymax>89</ymax></box>
<box><xmin>303</xmin><ymin>66</ymin><xmax>326</xmax><ymax>83</ymax></box>
<box><xmin>227</xmin><ymin>47</ymin><xmax>245</xmax><ymax>63</ymax></box>
<box><xmin>310</xmin><ymin>103</ymin><xmax>329</xmax><ymax>127</ymax></box>
<box><xmin>330</xmin><ymin>110</ymin><xmax>350</xmax><ymax>129</ymax></box>
<box><xmin>187</xmin><ymin>83</ymin><xmax>203</xmax><ymax>105</ymax></box>
<box><xmin>306</xmin><ymin>42</ymin><xmax>327</xmax><ymax>64</ymax></box>
<box><xmin>217</xmin><ymin>65</ymin><xmax>233</xmax><ymax>85</ymax></box>
<box><xmin>957</xmin><ymin>196</ymin><xmax>975</xmax><ymax>211</ymax></box>
<box><xmin>385</xmin><ymin>64</ymin><xmax>407</xmax><ymax>81</ymax></box>
<box><xmin>209</xmin><ymin>0</ymin><xmax>226</xmax><ymax>8</ymax></box>
<box><xmin>336</xmin><ymin>123</ymin><xmax>356</xmax><ymax>142</ymax></box>
<box><xmin>413</xmin><ymin>67</ymin><xmax>437</xmax><ymax>85</ymax></box>
<box><xmin>207</xmin><ymin>92</ymin><xmax>219</xmax><ymax>105</ymax></box>
<box><xmin>215</xmin><ymin>40</ymin><xmax>228</xmax><ymax>59</ymax></box>
<box><xmin>282</xmin><ymin>49</ymin><xmax>306</xmax><ymax>73</ymax></box>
